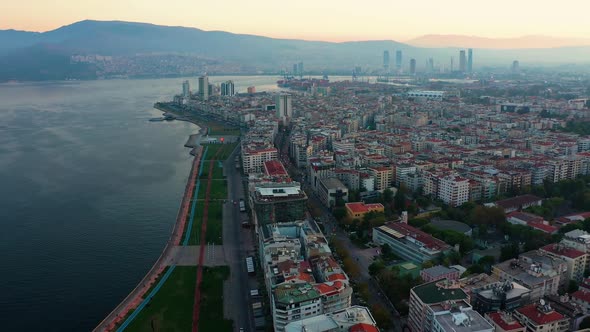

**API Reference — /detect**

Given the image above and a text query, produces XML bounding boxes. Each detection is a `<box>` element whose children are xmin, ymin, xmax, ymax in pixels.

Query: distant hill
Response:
<box><xmin>406</xmin><ymin>34</ymin><xmax>590</xmax><ymax>49</ymax></box>
<box><xmin>0</xmin><ymin>20</ymin><xmax>411</xmax><ymax>66</ymax></box>
<box><xmin>1</xmin><ymin>20</ymin><xmax>590</xmax><ymax>81</ymax></box>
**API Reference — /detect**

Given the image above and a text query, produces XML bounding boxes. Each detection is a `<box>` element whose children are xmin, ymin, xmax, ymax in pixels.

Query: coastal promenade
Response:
<box><xmin>93</xmin><ymin>145</ymin><xmax>203</xmax><ymax>332</ymax></box>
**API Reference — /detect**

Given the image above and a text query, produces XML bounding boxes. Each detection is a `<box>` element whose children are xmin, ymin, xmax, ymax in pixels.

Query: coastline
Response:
<box><xmin>93</xmin><ymin>106</ymin><xmax>205</xmax><ymax>332</ymax></box>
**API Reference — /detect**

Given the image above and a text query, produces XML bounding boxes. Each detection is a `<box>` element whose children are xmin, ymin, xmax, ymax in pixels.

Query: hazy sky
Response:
<box><xmin>2</xmin><ymin>0</ymin><xmax>590</xmax><ymax>41</ymax></box>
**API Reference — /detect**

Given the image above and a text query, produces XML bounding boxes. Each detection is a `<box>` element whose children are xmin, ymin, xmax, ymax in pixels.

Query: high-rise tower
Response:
<box><xmin>275</xmin><ymin>94</ymin><xmax>292</xmax><ymax>121</ymax></box>
<box><xmin>467</xmin><ymin>48</ymin><xmax>473</xmax><ymax>73</ymax></box>
<box><xmin>182</xmin><ymin>80</ymin><xmax>191</xmax><ymax>98</ymax></box>
<box><xmin>383</xmin><ymin>50</ymin><xmax>390</xmax><ymax>72</ymax></box>
<box><xmin>459</xmin><ymin>50</ymin><xmax>467</xmax><ymax>72</ymax></box>
<box><xmin>198</xmin><ymin>75</ymin><xmax>209</xmax><ymax>101</ymax></box>
<box><xmin>395</xmin><ymin>50</ymin><xmax>402</xmax><ymax>72</ymax></box>
<box><xmin>221</xmin><ymin>80</ymin><xmax>235</xmax><ymax>96</ymax></box>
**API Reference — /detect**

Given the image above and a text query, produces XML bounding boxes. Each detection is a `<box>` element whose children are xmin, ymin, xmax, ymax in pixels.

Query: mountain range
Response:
<box><xmin>1</xmin><ymin>20</ymin><xmax>590</xmax><ymax>81</ymax></box>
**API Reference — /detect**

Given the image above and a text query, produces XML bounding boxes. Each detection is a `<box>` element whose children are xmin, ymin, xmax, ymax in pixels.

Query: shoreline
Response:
<box><xmin>93</xmin><ymin>106</ymin><xmax>206</xmax><ymax>332</ymax></box>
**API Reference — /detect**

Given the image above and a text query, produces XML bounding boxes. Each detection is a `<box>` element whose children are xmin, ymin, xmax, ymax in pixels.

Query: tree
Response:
<box><xmin>394</xmin><ymin>186</ymin><xmax>408</xmax><ymax>212</ymax></box>
<box><xmin>381</xmin><ymin>243</ymin><xmax>392</xmax><ymax>256</ymax></box>
<box><xmin>369</xmin><ymin>260</ymin><xmax>386</xmax><ymax>276</ymax></box>
<box><xmin>478</xmin><ymin>255</ymin><xmax>496</xmax><ymax>266</ymax></box>
<box><xmin>422</xmin><ymin>260</ymin><xmax>435</xmax><ymax>269</ymax></box>
<box><xmin>382</xmin><ymin>188</ymin><xmax>394</xmax><ymax>203</ymax></box>
<box><xmin>500</xmin><ymin>243</ymin><xmax>520</xmax><ymax>261</ymax></box>
<box><xmin>409</xmin><ymin>218</ymin><xmax>430</xmax><ymax>228</ymax></box>
<box><xmin>370</xmin><ymin>304</ymin><xmax>392</xmax><ymax>330</ymax></box>
<box><xmin>357</xmin><ymin>282</ymin><xmax>370</xmax><ymax>302</ymax></box>
<box><xmin>568</xmin><ymin>280</ymin><xmax>579</xmax><ymax>294</ymax></box>
<box><xmin>462</xmin><ymin>264</ymin><xmax>484</xmax><ymax>277</ymax></box>
<box><xmin>469</xmin><ymin>206</ymin><xmax>506</xmax><ymax>228</ymax></box>
<box><xmin>342</xmin><ymin>257</ymin><xmax>360</xmax><ymax>279</ymax></box>
<box><xmin>332</xmin><ymin>207</ymin><xmax>346</xmax><ymax>222</ymax></box>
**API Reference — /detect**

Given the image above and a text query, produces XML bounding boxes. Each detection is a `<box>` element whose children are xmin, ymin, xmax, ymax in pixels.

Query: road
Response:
<box><xmin>275</xmin><ymin>127</ymin><xmax>403</xmax><ymax>332</ymax></box>
<box><xmin>222</xmin><ymin>144</ymin><xmax>256</xmax><ymax>332</ymax></box>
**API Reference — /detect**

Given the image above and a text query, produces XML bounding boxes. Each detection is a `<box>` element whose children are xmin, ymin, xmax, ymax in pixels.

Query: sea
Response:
<box><xmin>0</xmin><ymin>76</ymin><xmax>286</xmax><ymax>331</ymax></box>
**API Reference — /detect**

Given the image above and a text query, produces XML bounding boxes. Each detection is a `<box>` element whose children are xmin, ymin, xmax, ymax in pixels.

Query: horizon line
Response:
<box><xmin>2</xmin><ymin>19</ymin><xmax>590</xmax><ymax>47</ymax></box>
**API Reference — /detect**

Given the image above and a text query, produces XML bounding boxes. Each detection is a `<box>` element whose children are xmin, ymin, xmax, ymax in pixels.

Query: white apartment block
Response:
<box><xmin>438</xmin><ymin>175</ymin><xmax>469</xmax><ymax>207</ymax></box>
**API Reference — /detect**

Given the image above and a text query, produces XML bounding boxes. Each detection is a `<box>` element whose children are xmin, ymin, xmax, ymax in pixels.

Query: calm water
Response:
<box><xmin>0</xmin><ymin>76</ymin><xmax>279</xmax><ymax>331</ymax></box>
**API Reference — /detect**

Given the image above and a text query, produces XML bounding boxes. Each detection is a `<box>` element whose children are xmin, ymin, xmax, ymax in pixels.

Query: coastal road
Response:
<box><xmin>222</xmin><ymin>144</ymin><xmax>256</xmax><ymax>332</ymax></box>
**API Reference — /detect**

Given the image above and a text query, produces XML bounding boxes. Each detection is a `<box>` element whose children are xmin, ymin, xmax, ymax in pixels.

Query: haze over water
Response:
<box><xmin>0</xmin><ymin>76</ymin><xmax>278</xmax><ymax>331</ymax></box>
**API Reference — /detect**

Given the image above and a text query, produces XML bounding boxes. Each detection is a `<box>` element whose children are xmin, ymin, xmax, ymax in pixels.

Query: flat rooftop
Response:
<box><xmin>412</xmin><ymin>280</ymin><xmax>468</xmax><ymax>304</ymax></box>
<box><xmin>434</xmin><ymin>310</ymin><xmax>493</xmax><ymax>332</ymax></box>
<box><xmin>274</xmin><ymin>283</ymin><xmax>321</xmax><ymax>305</ymax></box>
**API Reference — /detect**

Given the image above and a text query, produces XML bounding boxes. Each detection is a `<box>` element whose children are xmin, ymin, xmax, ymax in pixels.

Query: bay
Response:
<box><xmin>0</xmin><ymin>76</ymin><xmax>280</xmax><ymax>331</ymax></box>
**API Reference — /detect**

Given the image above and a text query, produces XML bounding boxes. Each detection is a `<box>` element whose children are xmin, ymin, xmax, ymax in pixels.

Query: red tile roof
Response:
<box><xmin>541</xmin><ymin>244</ymin><xmax>586</xmax><ymax>259</ymax></box>
<box><xmin>495</xmin><ymin>194</ymin><xmax>542</xmax><ymax>210</ymax></box>
<box><xmin>528</xmin><ymin>222</ymin><xmax>558</xmax><ymax>234</ymax></box>
<box><xmin>572</xmin><ymin>289</ymin><xmax>590</xmax><ymax>303</ymax></box>
<box><xmin>327</xmin><ymin>273</ymin><xmax>347</xmax><ymax>282</ymax></box>
<box><xmin>349</xmin><ymin>323</ymin><xmax>379</xmax><ymax>332</ymax></box>
<box><xmin>486</xmin><ymin>312</ymin><xmax>524</xmax><ymax>331</ymax></box>
<box><xmin>263</xmin><ymin>159</ymin><xmax>289</xmax><ymax>177</ymax></box>
<box><xmin>346</xmin><ymin>202</ymin><xmax>384</xmax><ymax>214</ymax></box>
<box><xmin>315</xmin><ymin>281</ymin><xmax>344</xmax><ymax>296</ymax></box>
<box><xmin>507</xmin><ymin>211</ymin><xmax>544</xmax><ymax>223</ymax></box>
<box><xmin>387</xmin><ymin>222</ymin><xmax>451</xmax><ymax>251</ymax></box>
<box><xmin>516</xmin><ymin>304</ymin><xmax>565</xmax><ymax>325</ymax></box>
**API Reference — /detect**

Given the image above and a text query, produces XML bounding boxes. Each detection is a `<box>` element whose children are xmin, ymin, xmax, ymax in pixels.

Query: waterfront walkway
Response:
<box><xmin>93</xmin><ymin>146</ymin><xmax>203</xmax><ymax>332</ymax></box>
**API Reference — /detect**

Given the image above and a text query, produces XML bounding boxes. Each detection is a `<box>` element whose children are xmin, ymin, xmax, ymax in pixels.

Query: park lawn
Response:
<box><xmin>125</xmin><ymin>266</ymin><xmax>196</xmax><ymax>332</ymax></box>
<box><xmin>189</xmin><ymin>201</ymin><xmax>223</xmax><ymax>245</ymax></box>
<box><xmin>205</xmin><ymin>201</ymin><xmax>224</xmax><ymax>245</ymax></box>
<box><xmin>199</xmin><ymin>266</ymin><xmax>233</xmax><ymax>332</ymax></box>
<box><xmin>197</xmin><ymin>180</ymin><xmax>227</xmax><ymax>200</ymax></box>
<box><xmin>202</xmin><ymin>143</ymin><xmax>237</xmax><ymax>160</ymax></box>
<box><xmin>188</xmin><ymin>201</ymin><xmax>205</xmax><ymax>245</ymax></box>
<box><xmin>206</xmin><ymin>122</ymin><xmax>241</xmax><ymax>136</ymax></box>
<box><xmin>199</xmin><ymin>160</ymin><xmax>225</xmax><ymax>180</ymax></box>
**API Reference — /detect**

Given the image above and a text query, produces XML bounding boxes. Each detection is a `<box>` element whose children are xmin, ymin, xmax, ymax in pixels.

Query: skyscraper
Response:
<box><xmin>512</xmin><ymin>60</ymin><xmax>520</xmax><ymax>74</ymax></box>
<box><xmin>467</xmin><ymin>48</ymin><xmax>473</xmax><ymax>73</ymax></box>
<box><xmin>297</xmin><ymin>62</ymin><xmax>304</xmax><ymax>78</ymax></box>
<box><xmin>198</xmin><ymin>75</ymin><xmax>209</xmax><ymax>101</ymax></box>
<box><xmin>395</xmin><ymin>50</ymin><xmax>402</xmax><ymax>72</ymax></box>
<box><xmin>293</xmin><ymin>63</ymin><xmax>298</xmax><ymax>76</ymax></box>
<box><xmin>459</xmin><ymin>50</ymin><xmax>467</xmax><ymax>72</ymax></box>
<box><xmin>428</xmin><ymin>58</ymin><xmax>434</xmax><ymax>73</ymax></box>
<box><xmin>182</xmin><ymin>80</ymin><xmax>191</xmax><ymax>98</ymax></box>
<box><xmin>409</xmin><ymin>58</ymin><xmax>416</xmax><ymax>75</ymax></box>
<box><xmin>221</xmin><ymin>80</ymin><xmax>235</xmax><ymax>96</ymax></box>
<box><xmin>383</xmin><ymin>50</ymin><xmax>390</xmax><ymax>72</ymax></box>
<box><xmin>275</xmin><ymin>94</ymin><xmax>292</xmax><ymax>121</ymax></box>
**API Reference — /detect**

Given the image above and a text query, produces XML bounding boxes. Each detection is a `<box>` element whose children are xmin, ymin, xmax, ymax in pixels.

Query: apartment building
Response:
<box><xmin>408</xmin><ymin>280</ymin><xmax>469</xmax><ymax>332</ymax></box>
<box><xmin>438</xmin><ymin>175</ymin><xmax>470</xmax><ymax>207</ymax></box>
<box><xmin>513</xmin><ymin>302</ymin><xmax>569</xmax><ymax>332</ymax></box>
<box><xmin>373</xmin><ymin>222</ymin><xmax>451</xmax><ymax>264</ymax></box>
<box><xmin>540</xmin><ymin>243</ymin><xmax>587</xmax><ymax>282</ymax></box>
<box><xmin>242</xmin><ymin>147</ymin><xmax>279</xmax><ymax>174</ymax></box>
